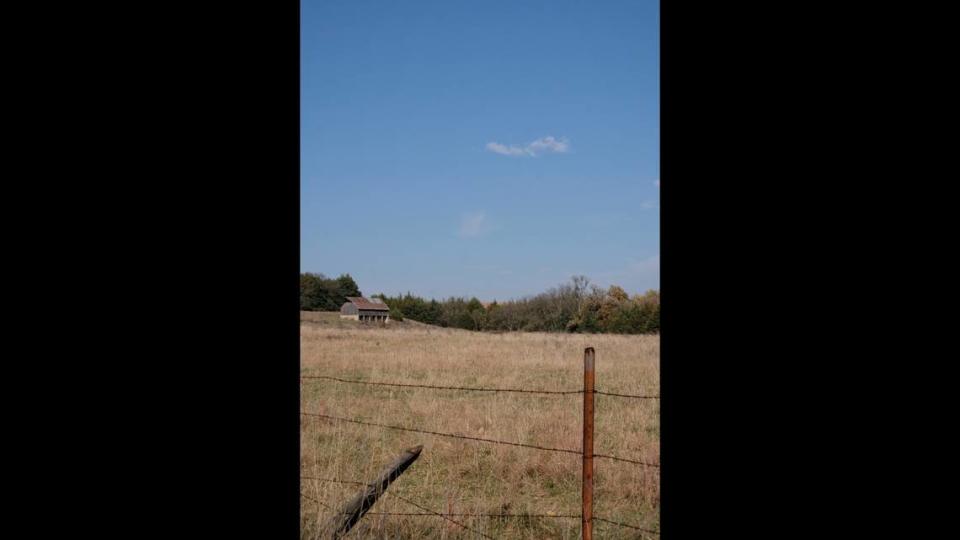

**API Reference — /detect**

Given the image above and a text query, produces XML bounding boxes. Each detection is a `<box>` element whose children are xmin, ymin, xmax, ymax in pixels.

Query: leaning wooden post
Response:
<box><xmin>324</xmin><ymin>445</ymin><xmax>423</xmax><ymax>539</ymax></box>
<box><xmin>582</xmin><ymin>347</ymin><xmax>595</xmax><ymax>540</ymax></box>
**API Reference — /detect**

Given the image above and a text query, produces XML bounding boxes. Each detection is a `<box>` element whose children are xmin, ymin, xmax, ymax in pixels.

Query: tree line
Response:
<box><xmin>301</xmin><ymin>273</ymin><xmax>658</xmax><ymax>334</ymax></box>
<box><xmin>299</xmin><ymin>273</ymin><xmax>362</xmax><ymax>311</ymax></box>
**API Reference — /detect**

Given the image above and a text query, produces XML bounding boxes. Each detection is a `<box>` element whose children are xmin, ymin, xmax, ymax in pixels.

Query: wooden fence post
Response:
<box><xmin>324</xmin><ymin>445</ymin><xmax>423</xmax><ymax>539</ymax></box>
<box><xmin>582</xmin><ymin>347</ymin><xmax>595</xmax><ymax>540</ymax></box>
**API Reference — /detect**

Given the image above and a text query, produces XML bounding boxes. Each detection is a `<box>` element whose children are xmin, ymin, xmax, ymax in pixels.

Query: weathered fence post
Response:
<box><xmin>582</xmin><ymin>347</ymin><xmax>595</xmax><ymax>540</ymax></box>
<box><xmin>324</xmin><ymin>445</ymin><xmax>423</xmax><ymax>539</ymax></box>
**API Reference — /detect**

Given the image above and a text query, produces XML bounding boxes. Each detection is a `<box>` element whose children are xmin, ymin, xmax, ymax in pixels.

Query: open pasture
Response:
<box><xmin>301</xmin><ymin>315</ymin><xmax>660</xmax><ymax>539</ymax></box>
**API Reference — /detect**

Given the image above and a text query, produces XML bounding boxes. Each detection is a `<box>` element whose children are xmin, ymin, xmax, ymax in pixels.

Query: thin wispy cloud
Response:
<box><xmin>595</xmin><ymin>255</ymin><xmax>659</xmax><ymax>278</ymax></box>
<box><xmin>654</xmin><ymin>179</ymin><xmax>660</xmax><ymax>187</ymax></box>
<box><xmin>527</xmin><ymin>136</ymin><xmax>569</xmax><ymax>154</ymax></box>
<box><xmin>485</xmin><ymin>142</ymin><xmax>528</xmax><ymax>156</ymax></box>
<box><xmin>458</xmin><ymin>211</ymin><xmax>492</xmax><ymax>238</ymax></box>
<box><xmin>592</xmin><ymin>254</ymin><xmax>660</xmax><ymax>292</ymax></box>
<box><xmin>630</xmin><ymin>254</ymin><xmax>660</xmax><ymax>274</ymax></box>
<box><xmin>486</xmin><ymin>136</ymin><xmax>570</xmax><ymax>157</ymax></box>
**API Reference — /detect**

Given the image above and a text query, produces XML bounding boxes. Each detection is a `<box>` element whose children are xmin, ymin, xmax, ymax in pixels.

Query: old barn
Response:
<box><xmin>340</xmin><ymin>296</ymin><xmax>390</xmax><ymax>323</ymax></box>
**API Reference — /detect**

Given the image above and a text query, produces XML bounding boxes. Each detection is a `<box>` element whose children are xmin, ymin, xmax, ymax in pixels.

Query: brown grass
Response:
<box><xmin>301</xmin><ymin>313</ymin><xmax>659</xmax><ymax>539</ymax></box>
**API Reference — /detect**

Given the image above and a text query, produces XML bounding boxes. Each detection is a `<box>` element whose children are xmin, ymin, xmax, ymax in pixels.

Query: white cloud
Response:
<box><xmin>485</xmin><ymin>142</ymin><xmax>528</xmax><ymax>156</ymax></box>
<box><xmin>486</xmin><ymin>136</ymin><xmax>570</xmax><ymax>157</ymax></box>
<box><xmin>629</xmin><ymin>254</ymin><xmax>660</xmax><ymax>274</ymax></box>
<box><xmin>654</xmin><ymin>179</ymin><xmax>660</xmax><ymax>187</ymax></box>
<box><xmin>458</xmin><ymin>211</ymin><xmax>490</xmax><ymax>237</ymax></box>
<box><xmin>640</xmin><ymin>200</ymin><xmax>658</xmax><ymax>210</ymax></box>
<box><xmin>527</xmin><ymin>136</ymin><xmax>569</xmax><ymax>154</ymax></box>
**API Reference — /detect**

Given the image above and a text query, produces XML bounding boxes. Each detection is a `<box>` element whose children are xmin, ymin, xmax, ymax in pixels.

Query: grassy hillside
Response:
<box><xmin>301</xmin><ymin>322</ymin><xmax>660</xmax><ymax>539</ymax></box>
<box><xmin>300</xmin><ymin>311</ymin><xmax>452</xmax><ymax>331</ymax></box>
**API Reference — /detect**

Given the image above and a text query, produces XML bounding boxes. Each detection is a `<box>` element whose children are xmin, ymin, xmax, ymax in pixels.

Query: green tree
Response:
<box><xmin>300</xmin><ymin>272</ymin><xmax>365</xmax><ymax>311</ymax></box>
<box><xmin>607</xmin><ymin>285</ymin><xmax>629</xmax><ymax>302</ymax></box>
<box><xmin>425</xmin><ymin>300</ymin><xmax>443</xmax><ymax>325</ymax></box>
<box><xmin>466</xmin><ymin>298</ymin><xmax>485</xmax><ymax>330</ymax></box>
<box><xmin>336</xmin><ymin>274</ymin><xmax>361</xmax><ymax>299</ymax></box>
<box><xmin>300</xmin><ymin>273</ymin><xmax>331</xmax><ymax>311</ymax></box>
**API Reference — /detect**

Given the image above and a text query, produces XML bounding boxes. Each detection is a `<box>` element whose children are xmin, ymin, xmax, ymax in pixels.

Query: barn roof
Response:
<box><xmin>345</xmin><ymin>297</ymin><xmax>390</xmax><ymax>311</ymax></box>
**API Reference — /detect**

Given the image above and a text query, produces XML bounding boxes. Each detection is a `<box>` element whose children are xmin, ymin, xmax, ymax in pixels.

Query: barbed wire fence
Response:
<box><xmin>300</xmin><ymin>375</ymin><xmax>660</xmax><ymax>400</ymax></box>
<box><xmin>301</xmin><ymin>347</ymin><xmax>660</xmax><ymax>538</ymax></box>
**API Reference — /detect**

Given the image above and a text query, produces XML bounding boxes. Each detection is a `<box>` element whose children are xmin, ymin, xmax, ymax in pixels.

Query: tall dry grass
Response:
<box><xmin>301</xmin><ymin>315</ymin><xmax>659</xmax><ymax>539</ymax></box>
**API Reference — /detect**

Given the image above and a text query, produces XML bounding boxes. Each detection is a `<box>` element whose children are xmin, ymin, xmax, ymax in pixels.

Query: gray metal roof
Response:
<box><xmin>345</xmin><ymin>297</ymin><xmax>390</xmax><ymax>311</ymax></box>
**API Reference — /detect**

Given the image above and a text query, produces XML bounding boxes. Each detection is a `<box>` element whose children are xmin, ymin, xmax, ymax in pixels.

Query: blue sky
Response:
<box><xmin>302</xmin><ymin>0</ymin><xmax>659</xmax><ymax>302</ymax></box>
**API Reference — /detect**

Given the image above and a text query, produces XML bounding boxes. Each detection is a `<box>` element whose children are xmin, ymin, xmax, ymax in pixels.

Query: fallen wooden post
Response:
<box><xmin>324</xmin><ymin>445</ymin><xmax>423</xmax><ymax>539</ymax></box>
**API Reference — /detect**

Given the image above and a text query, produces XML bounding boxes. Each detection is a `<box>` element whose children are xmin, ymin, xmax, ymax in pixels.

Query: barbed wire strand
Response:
<box><xmin>300</xmin><ymin>477</ymin><xmax>493</xmax><ymax>539</ymax></box>
<box><xmin>335</xmin><ymin>511</ymin><xmax>580</xmax><ymax>518</ymax></box>
<box><xmin>301</xmin><ymin>375</ymin><xmax>583</xmax><ymax>395</ymax></box>
<box><xmin>303</xmin><ymin>413</ymin><xmax>659</xmax><ymax>467</ymax></box>
<box><xmin>305</xmin><ymin>494</ymin><xmax>653</xmax><ymax>533</ymax></box>
<box><xmin>594</xmin><ymin>390</ymin><xmax>660</xmax><ymax>399</ymax></box>
<box><xmin>301</xmin><ymin>479</ymin><xmax>579</xmax><ymax>520</ymax></box>
<box><xmin>302</xmin><ymin>374</ymin><xmax>660</xmax><ymax>400</ymax></box>
<box><xmin>302</xmin><ymin>412</ymin><xmax>583</xmax><ymax>457</ymax></box>
<box><xmin>303</xmin><ymin>497</ymin><xmax>652</xmax><ymax>535</ymax></box>
<box><xmin>593</xmin><ymin>453</ymin><xmax>660</xmax><ymax>468</ymax></box>
<box><xmin>301</xmin><ymin>491</ymin><xmax>334</xmax><ymax>511</ymax></box>
<box><xmin>302</xmin><ymin>476</ymin><xmax>367</xmax><ymax>485</ymax></box>
<box><xmin>378</xmin><ymin>488</ymin><xmax>496</xmax><ymax>539</ymax></box>
<box><xmin>303</xmin><ymin>499</ymin><xmax>579</xmax><ymax>519</ymax></box>
<box><xmin>593</xmin><ymin>515</ymin><xmax>661</xmax><ymax>535</ymax></box>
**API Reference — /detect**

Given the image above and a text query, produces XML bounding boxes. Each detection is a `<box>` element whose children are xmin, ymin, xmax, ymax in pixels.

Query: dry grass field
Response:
<box><xmin>301</xmin><ymin>312</ymin><xmax>660</xmax><ymax>539</ymax></box>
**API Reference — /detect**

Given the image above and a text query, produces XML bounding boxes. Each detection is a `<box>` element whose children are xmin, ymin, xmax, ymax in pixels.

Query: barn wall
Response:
<box><xmin>340</xmin><ymin>301</ymin><xmax>390</xmax><ymax>322</ymax></box>
<box><xmin>356</xmin><ymin>308</ymin><xmax>390</xmax><ymax>323</ymax></box>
